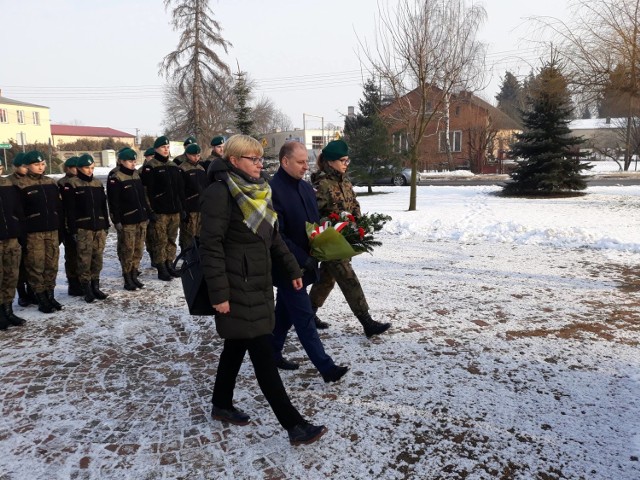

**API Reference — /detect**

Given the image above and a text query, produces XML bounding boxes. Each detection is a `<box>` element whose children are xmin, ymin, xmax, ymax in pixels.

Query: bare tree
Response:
<box><xmin>360</xmin><ymin>0</ymin><xmax>487</xmax><ymax>210</ymax></box>
<box><xmin>160</xmin><ymin>0</ymin><xmax>231</xmax><ymax>139</ymax></box>
<box><xmin>540</xmin><ymin>0</ymin><xmax>640</xmax><ymax>170</ymax></box>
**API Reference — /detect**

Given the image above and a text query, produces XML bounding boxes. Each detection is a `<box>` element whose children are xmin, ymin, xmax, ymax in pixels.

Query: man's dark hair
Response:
<box><xmin>279</xmin><ymin>141</ymin><xmax>306</xmax><ymax>162</ymax></box>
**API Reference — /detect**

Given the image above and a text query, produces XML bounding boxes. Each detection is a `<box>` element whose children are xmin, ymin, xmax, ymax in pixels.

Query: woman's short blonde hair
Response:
<box><xmin>224</xmin><ymin>134</ymin><xmax>263</xmax><ymax>160</ymax></box>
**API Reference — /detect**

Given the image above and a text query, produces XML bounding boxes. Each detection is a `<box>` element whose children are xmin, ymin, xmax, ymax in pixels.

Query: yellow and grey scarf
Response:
<box><xmin>223</xmin><ymin>171</ymin><xmax>277</xmax><ymax>241</ymax></box>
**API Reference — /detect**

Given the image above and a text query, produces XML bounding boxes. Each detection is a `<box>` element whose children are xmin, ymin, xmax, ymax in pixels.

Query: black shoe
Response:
<box><xmin>91</xmin><ymin>279</ymin><xmax>108</xmax><ymax>300</ymax></box>
<box><xmin>130</xmin><ymin>270</ymin><xmax>144</xmax><ymax>289</ymax></box>
<box><xmin>81</xmin><ymin>282</ymin><xmax>95</xmax><ymax>303</ymax></box>
<box><xmin>2</xmin><ymin>303</ymin><xmax>26</xmax><ymax>326</ymax></box>
<box><xmin>357</xmin><ymin>313</ymin><xmax>391</xmax><ymax>338</ymax></box>
<box><xmin>211</xmin><ymin>405</ymin><xmax>250</xmax><ymax>426</ymax></box>
<box><xmin>123</xmin><ymin>272</ymin><xmax>137</xmax><ymax>291</ymax></box>
<box><xmin>166</xmin><ymin>260</ymin><xmax>181</xmax><ymax>278</ymax></box>
<box><xmin>67</xmin><ymin>278</ymin><xmax>83</xmax><ymax>296</ymax></box>
<box><xmin>0</xmin><ymin>305</ymin><xmax>11</xmax><ymax>329</ymax></box>
<box><xmin>46</xmin><ymin>290</ymin><xmax>63</xmax><ymax>310</ymax></box>
<box><xmin>157</xmin><ymin>263</ymin><xmax>173</xmax><ymax>281</ymax></box>
<box><xmin>35</xmin><ymin>292</ymin><xmax>55</xmax><ymax>313</ymax></box>
<box><xmin>314</xmin><ymin>315</ymin><xmax>330</xmax><ymax>330</ymax></box>
<box><xmin>17</xmin><ymin>283</ymin><xmax>32</xmax><ymax>307</ymax></box>
<box><xmin>276</xmin><ymin>357</ymin><xmax>300</xmax><ymax>370</ymax></box>
<box><xmin>321</xmin><ymin>365</ymin><xmax>349</xmax><ymax>383</ymax></box>
<box><xmin>287</xmin><ymin>421</ymin><xmax>327</xmax><ymax>446</ymax></box>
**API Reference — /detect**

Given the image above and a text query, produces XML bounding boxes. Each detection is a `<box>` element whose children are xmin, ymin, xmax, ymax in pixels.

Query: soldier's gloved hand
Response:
<box><xmin>72</xmin><ymin>234</ymin><xmax>78</xmax><ymax>242</ymax></box>
<box><xmin>302</xmin><ymin>256</ymin><xmax>318</xmax><ymax>273</ymax></box>
<box><xmin>148</xmin><ymin>212</ymin><xmax>157</xmax><ymax>223</ymax></box>
<box><xmin>114</xmin><ymin>222</ymin><xmax>123</xmax><ymax>231</ymax></box>
<box><xmin>181</xmin><ymin>211</ymin><xmax>188</xmax><ymax>222</ymax></box>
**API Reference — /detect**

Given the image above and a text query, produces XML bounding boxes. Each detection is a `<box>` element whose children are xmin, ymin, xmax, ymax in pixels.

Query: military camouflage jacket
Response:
<box><xmin>311</xmin><ymin>166</ymin><xmax>361</xmax><ymax>218</ymax></box>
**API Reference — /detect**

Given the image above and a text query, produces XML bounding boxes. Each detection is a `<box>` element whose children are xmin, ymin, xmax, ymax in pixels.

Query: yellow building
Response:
<box><xmin>0</xmin><ymin>90</ymin><xmax>52</xmax><ymax>145</ymax></box>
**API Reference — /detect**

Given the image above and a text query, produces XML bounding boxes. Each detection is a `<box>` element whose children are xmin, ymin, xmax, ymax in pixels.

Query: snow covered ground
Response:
<box><xmin>1</xmin><ymin>179</ymin><xmax>640</xmax><ymax>479</ymax></box>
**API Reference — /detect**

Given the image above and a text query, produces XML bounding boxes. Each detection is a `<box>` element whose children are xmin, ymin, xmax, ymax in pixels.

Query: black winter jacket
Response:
<box><xmin>199</xmin><ymin>158</ymin><xmax>302</xmax><ymax>339</ymax></box>
<box><xmin>62</xmin><ymin>172</ymin><xmax>110</xmax><ymax>232</ymax></box>
<box><xmin>13</xmin><ymin>172</ymin><xmax>62</xmax><ymax>233</ymax></box>
<box><xmin>140</xmin><ymin>153</ymin><xmax>185</xmax><ymax>214</ymax></box>
<box><xmin>179</xmin><ymin>161</ymin><xmax>208</xmax><ymax>213</ymax></box>
<box><xmin>107</xmin><ymin>165</ymin><xmax>150</xmax><ymax>225</ymax></box>
<box><xmin>0</xmin><ymin>176</ymin><xmax>24</xmax><ymax>240</ymax></box>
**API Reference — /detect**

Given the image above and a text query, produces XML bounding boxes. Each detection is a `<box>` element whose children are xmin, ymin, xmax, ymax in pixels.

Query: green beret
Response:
<box><xmin>183</xmin><ymin>136</ymin><xmax>197</xmax><ymax>146</ymax></box>
<box><xmin>322</xmin><ymin>140</ymin><xmax>349</xmax><ymax>161</ymax></box>
<box><xmin>76</xmin><ymin>153</ymin><xmax>95</xmax><ymax>167</ymax></box>
<box><xmin>118</xmin><ymin>148</ymin><xmax>137</xmax><ymax>161</ymax></box>
<box><xmin>13</xmin><ymin>152</ymin><xmax>26</xmax><ymax>167</ymax></box>
<box><xmin>24</xmin><ymin>150</ymin><xmax>46</xmax><ymax>165</ymax></box>
<box><xmin>144</xmin><ymin>147</ymin><xmax>155</xmax><ymax>157</ymax></box>
<box><xmin>185</xmin><ymin>143</ymin><xmax>201</xmax><ymax>155</ymax></box>
<box><xmin>210</xmin><ymin>136</ymin><xmax>225</xmax><ymax>146</ymax></box>
<box><xmin>64</xmin><ymin>156</ymin><xmax>78</xmax><ymax>168</ymax></box>
<box><xmin>154</xmin><ymin>136</ymin><xmax>170</xmax><ymax>148</ymax></box>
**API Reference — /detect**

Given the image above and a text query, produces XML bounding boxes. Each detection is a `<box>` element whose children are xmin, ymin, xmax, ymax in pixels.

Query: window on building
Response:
<box><xmin>392</xmin><ymin>132</ymin><xmax>409</xmax><ymax>154</ymax></box>
<box><xmin>439</xmin><ymin>131</ymin><xmax>462</xmax><ymax>152</ymax></box>
<box><xmin>17</xmin><ymin>110</ymin><xmax>25</xmax><ymax>124</ymax></box>
<box><xmin>455</xmin><ymin>106</ymin><xmax>460</xmax><ymax>117</ymax></box>
<box><xmin>0</xmin><ymin>109</ymin><xmax>7</xmax><ymax>123</ymax></box>
<box><xmin>32</xmin><ymin>111</ymin><xmax>40</xmax><ymax>125</ymax></box>
<box><xmin>312</xmin><ymin>136</ymin><xmax>323</xmax><ymax>149</ymax></box>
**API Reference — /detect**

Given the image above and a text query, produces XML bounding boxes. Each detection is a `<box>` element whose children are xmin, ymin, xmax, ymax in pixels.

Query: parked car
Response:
<box><xmin>350</xmin><ymin>167</ymin><xmax>413</xmax><ymax>186</ymax></box>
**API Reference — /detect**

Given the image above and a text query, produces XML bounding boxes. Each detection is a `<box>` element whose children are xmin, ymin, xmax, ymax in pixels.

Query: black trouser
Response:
<box><xmin>212</xmin><ymin>334</ymin><xmax>304</xmax><ymax>430</ymax></box>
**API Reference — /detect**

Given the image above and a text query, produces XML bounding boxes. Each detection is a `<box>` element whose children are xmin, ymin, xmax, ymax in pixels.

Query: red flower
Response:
<box><xmin>347</xmin><ymin>214</ymin><xmax>356</xmax><ymax>222</ymax></box>
<box><xmin>358</xmin><ymin>227</ymin><xmax>365</xmax><ymax>239</ymax></box>
<box><xmin>329</xmin><ymin>213</ymin><xmax>340</xmax><ymax>221</ymax></box>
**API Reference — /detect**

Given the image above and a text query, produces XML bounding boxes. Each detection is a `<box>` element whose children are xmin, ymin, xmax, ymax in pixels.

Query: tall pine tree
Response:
<box><xmin>233</xmin><ymin>70</ymin><xmax>254</xmax><ymax>136</ymax></box>
<box><xmin>343</xmin><ymin>78</ymin><xmax>397</xmax><ymax>192</ymax></box>
<box><xmin>495</xmin><ymin>71</ymin><xmax>523</xmax><ymax>125</ymax></box>
<box><xmin>503</xmin><ymin>59</ymin><xmax>591</xmax><ymax>195</ymax></box>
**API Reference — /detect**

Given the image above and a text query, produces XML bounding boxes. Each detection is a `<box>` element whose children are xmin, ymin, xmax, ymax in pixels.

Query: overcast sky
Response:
<box><xmin>0</xmin><ymin>0</ymin><xmax>571</xmax><ymax>138</ymax></box>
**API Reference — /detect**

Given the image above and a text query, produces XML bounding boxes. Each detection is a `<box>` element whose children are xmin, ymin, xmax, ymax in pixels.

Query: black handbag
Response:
<box><xmin>173</xmin><ymin>238</ymin><xmax>215</xmax><ymax>315</ymax></box>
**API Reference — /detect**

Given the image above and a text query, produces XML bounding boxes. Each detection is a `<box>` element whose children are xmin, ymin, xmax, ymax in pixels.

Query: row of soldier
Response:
<box><xmin>0</xmin><ymin>135</ymin><xmax>226</xmax><ymax>328</ymax></box>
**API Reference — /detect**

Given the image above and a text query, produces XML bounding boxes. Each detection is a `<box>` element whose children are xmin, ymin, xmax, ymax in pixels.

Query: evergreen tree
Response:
<box><xmin>233</xmin><ymin>70</ymin><xmax>254</xmax><ymax>136</ymax></box>
<box><xmin>503</xmin><ymin>59</ymin><xmax>591</xmax><ymax>195</ymax></box>
<box><xmin>495</xmin><ymin>71</ymin><xmax>523</xmax><ymax>124</ymax></box>
<box><xmin>580</xmin><ymin>104</ymin><xmax>592</xmax><ymax>119</ymax></box>
<box><xmin>343</xmin><ymin>78</ymin><xmax>398</xmax><ymax>193</ymax></box>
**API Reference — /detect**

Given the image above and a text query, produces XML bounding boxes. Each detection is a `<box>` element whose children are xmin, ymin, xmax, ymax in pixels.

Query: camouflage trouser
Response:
<box><xmin>0</xmin><ymin>238</ymin><xmax>21</xmax><ymax>303</ymax></box>
<box><xmin>179</xmin><ymin>212</ymin><xmax>201</xmax><ymax>251</ymax></box>
<box><xmin>117</xmin><ymin>222</ymin><xmax>147</xmax><ymax>274</ymax></box>
<box><xmin>62</xmin><ymin>231</ymin><xmax>78</xmax><ymax>280</ymax></box>
<box><xmin>76</xmin><ymin>229</ymin><xmax>107</xmax><ymax>283</ymax></box>
<box><xmin>309</xmin><ymin>259</ymin><xmax>370</xmax><ymax>317</ymax></box>
<box><xmin>25</xmin><ymin>230</ymin><xmax>59</xmax><ymax>293</ymax></box>
<box><xmin>149</xmin><ymin>213</ymin><xmax>179</xmax><ymax>264</ymax></box>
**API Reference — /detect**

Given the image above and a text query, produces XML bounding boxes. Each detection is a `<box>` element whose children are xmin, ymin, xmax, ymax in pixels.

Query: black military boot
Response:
<box><xmin>313</xmin><ymin>308</ymin><xmax>329</xmax><ymax>330</ymax></box>
<box><xmin>46</xmin><ymin>290</ymin><xmax>63</xmax><ymax>310</ymax></box>
<box><xmin>26</xmin><ymin>283</ymin><xmax>38</xmax><ymax>304</ymax></box>
<box><xmin>17</xmin><ymin>282</ymin><xmax>31</xmax><ymax>307</ymax></box>
<box><xmin>91</xmin><ymin>279</ymin><xmax>108</xmax><ymax>300</ymax></box>
<box><xmin>166</xmin><ymin>260</ymin><xmax>181</xmax><ymax>278</ymax></box>
<box><xmin>130</xmin><ymin>270</ymin><xmax>144</xmax><ymax>289</ymax></box>
<box><xmin>35</xmin><ymin>291</ymin><xmax>55</xmax><ymax>313</ymax></box>
<box><xmin>81</xmin><ymin>282</ymin><xmax>95</xmax><ymax>303</ymax></box>
<box><xmin>0</xmin><ymin>305</ymin><xmax>10</xmax><ymax>330</ymax></box>
<box><xmin>157</xmin><ymin>263</ymin><xmax>172</xmax><ymax>281</ymax></box>
<box><xmin>67</xmin><ymin>277</ymin><xmax>83</xmax><ymax>296</ymax></box>
<box><xmin>3</xmin><ymin>303</ymin><xmax>26</xmax><ymax>326</ymax></box>
<box><xmin>356</xmin><ymin>313</ymin><xmax>391</xmax><ymax>338</ymax></box>
<box><xmin>123</xmin><ymin>272</ymin><xmax>137</xmax><ymax>291</ymax></box>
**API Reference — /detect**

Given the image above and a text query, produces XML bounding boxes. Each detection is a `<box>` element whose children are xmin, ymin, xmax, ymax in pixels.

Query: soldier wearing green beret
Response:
<box><xmin>139</xmin><ymin>136</ymin><xmax>185</xmax><ymax>280</ymax></box>
<box><xmin>178</xmin><ymin>143</ymin><xmax>207</xmax><ymax>251</ymax></box>
<box><xmin>108</xmin><ymin>148</ymin><xmax>151</xmax><ymax>290</ymax></box>
<box><xmin>201</xmin><ymin>135</ymin><xmax>225</xmax><ymax>174</ymax></box>
<box><xmin>12</xmin><ymin>151</ymin><xmax>64</xmax><ymax>313</ymax></box>
<box><xmin>61</xmin><ymin>154</ymin><xmax>110</xmax><ymax>303</ymax></box>
<box><xmin>57</xmin><ymin>156</ymin><xmax>82</xmax><ymax>296</ymax></box>
<box><xmin>309</xmin><ymin>140</ymin><xmax>391</xmax><ymax>337</ymax></box>
<box><xmin>173</xmin><ymin>136</ymin><xmax>197</xmax><ymax>166</ymax></box>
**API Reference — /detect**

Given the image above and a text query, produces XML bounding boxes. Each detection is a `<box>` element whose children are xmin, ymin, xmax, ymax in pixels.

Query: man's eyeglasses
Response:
<box><xmin>240</xmin><ymin>156</ymin><xmax>265</xmax><ymax>165</ymax></box>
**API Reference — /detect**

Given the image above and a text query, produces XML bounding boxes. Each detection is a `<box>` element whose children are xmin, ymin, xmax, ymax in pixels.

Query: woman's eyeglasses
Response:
<box><xmin>333</xmin><ymin>158</ymin><xmax>350</xmax><ymax>165</ymax></box>
<box><xmin>240</xmin><ymin>156</ymin><xmax>265</xmax><ymax>165</ymax></box>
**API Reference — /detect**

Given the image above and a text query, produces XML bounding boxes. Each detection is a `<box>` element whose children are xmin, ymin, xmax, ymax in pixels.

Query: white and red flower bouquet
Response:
<box><xmin>305</xmin><ymin>211</ymin><xmax>391</xmax><ymax>261</ymax></box>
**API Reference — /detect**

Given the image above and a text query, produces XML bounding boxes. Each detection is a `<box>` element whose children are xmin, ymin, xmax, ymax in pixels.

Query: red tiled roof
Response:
<box><xmin>51</xmin><ymin>124</ymin><xmax>135</xmax><ymax>138</ymax></box>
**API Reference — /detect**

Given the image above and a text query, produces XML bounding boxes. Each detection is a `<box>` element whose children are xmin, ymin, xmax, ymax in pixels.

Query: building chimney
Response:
<box><xmin>348</xmin><ymin>106</ymin><xmax>355</xmax><ymax>117</ymax></box>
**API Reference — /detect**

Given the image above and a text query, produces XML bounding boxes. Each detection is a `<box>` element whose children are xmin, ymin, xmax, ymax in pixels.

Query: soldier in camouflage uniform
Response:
<box><xmin>62</xmin><ymin>154</ymin><xmax>110</xmax><ymax>303</ymax></box>
<box><xmin>0</xmin><ymin>163</ymin><xmax>26</xmax><ymax>328</ymax></box>
<box><xmin>178</xmin><ymin>143</ymin><xmax>207</xmax><ymax>251</ymax></box>
<box><xmin>173</xmin><ymin>136</ymin><xmax>196</xmax><ymax>166</ymax></box>
<box><xmin>140</xmin><ymin>136</ymin><xmax>185</xmax><ymax>281</ymax></box>
<box><xmin>57</xmin><ymin>156</ymin><xmax>82</xmax><ymax>296</ymax></box>
<box><xmin>7</xmin><ymin>153</ymin><xmax>35</xmax><ymax>307</ymax></box>
<box><xmin>13</xmin><ymin>151</ymin><xmax>64</xmax><ymax>314</ymax></box>
<box><xmin>107</xmin><ymin>148</ymin><xmax>151</xmax><ymax>291</ymax></box>
<box><xmin>308</xmin><ymin>140</ymin><xmax>391</xmax><ymax>337</ymax></box>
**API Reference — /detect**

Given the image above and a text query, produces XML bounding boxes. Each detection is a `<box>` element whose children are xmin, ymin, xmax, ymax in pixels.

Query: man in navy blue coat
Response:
<box><xmin>270</xmin><ymin>141</ymin><xmax>348</xmax><ymax>383</ymax></box>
